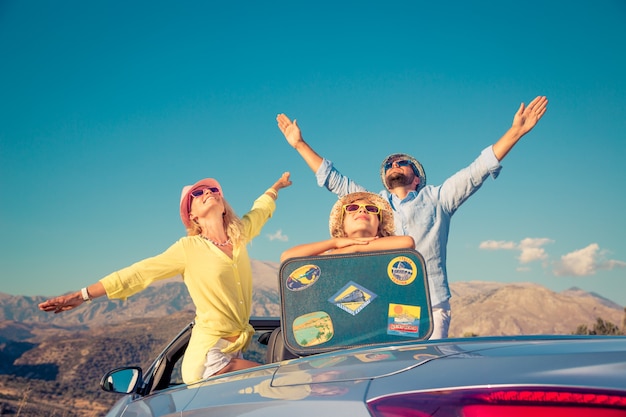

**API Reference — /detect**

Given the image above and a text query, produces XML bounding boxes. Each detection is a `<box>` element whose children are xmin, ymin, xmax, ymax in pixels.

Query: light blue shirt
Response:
<box><xmin>316</xmin><ymin>146</ymin><xmax>502</xmax><ymax>307</ymax></box>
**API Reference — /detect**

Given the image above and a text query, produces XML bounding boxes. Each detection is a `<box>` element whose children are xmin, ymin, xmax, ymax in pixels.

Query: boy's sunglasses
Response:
<box><xmin>343</xmin><ymin>203</ymin><xmax>381</xmax><ymax>215</ymax></box>
<box><xmin>384</xmin><ymin>159</ymin><xmax>413</xmax><ymax>172</ymax></box>
<box><xmin>190</xmin><ymin>187</ymin><xmax>220</xmax><ymax>198</ymax></box>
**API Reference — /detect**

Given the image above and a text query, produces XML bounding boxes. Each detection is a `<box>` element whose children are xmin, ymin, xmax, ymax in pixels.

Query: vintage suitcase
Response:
<box><xmin>278</xmin><ymin>249</ymin><xmax>432</xmax><ymax>355</ymax></box>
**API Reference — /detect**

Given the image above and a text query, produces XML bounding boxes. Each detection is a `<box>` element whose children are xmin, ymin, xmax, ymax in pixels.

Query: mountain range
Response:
<box><xmin>0</xmin><ymin>259</ymin><xmax>624</xmax><ymax>416</ymax></box>
<box><xmin>2</xmin><ymin>259</ymin><xmax>624</xmax><ymax>337</ymax></box>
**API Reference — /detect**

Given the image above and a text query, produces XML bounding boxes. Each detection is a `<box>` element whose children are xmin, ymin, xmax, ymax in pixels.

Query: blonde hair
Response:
<box><xmin>329</xmin><ymin>192</ymin><xmax>395</xmax><ymax>238</ymax></box>
<box><xmin>186</xmin><ymin>199</ymin><xmax>245</xmax><ymax>247</ymax></box>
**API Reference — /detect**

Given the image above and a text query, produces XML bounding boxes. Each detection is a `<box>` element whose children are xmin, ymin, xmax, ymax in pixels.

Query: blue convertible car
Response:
<box><xmin>101</xmin><ymin>250</ymin><xmax>626</xmax><ymax>417</ymax></box>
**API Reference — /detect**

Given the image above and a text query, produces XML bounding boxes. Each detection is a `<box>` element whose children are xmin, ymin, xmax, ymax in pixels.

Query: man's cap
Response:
<box><xmin>380</xmin><ymin>153</ymin><xmax>427</xmax><ymax>193</ymax></box>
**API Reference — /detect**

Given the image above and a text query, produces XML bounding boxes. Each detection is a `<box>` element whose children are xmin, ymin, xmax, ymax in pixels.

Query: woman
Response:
<box><xmin>39</xmin><ymin>172</ymin><xmax>292</xmax><ymax>383</ymax></box>
<box><xmin>280</xmin><ymin>191</ymin><xmax>414</xmax><ymax>262</ymax></box>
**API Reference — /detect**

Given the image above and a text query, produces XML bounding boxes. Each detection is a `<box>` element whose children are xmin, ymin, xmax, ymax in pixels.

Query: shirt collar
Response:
<box><xmin>383</xmin><ymin>189</ymin><xmax>419</xmax><ymax>209</ymax></box>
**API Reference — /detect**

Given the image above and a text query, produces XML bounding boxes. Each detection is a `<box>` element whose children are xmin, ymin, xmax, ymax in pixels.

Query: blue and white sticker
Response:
<box><xmin>328</xmin><ymin>281</ymin><xmax>377</xmax><ymax>316</ymax></box>
<box><xmin>286</xmin><ymin>264</ymin><xmax>321</xmax><ymax>291</ymax></box>
<box><xmin>387</xmin><ymin>256</ymin><xmax>417</xmax><ymax>286</ymax></box>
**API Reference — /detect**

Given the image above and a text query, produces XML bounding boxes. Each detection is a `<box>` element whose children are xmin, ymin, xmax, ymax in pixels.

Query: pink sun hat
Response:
<box><xmin>179</xmin><ymin>178</ymin><xmax>223</xmax><ymax>228</ymax></box>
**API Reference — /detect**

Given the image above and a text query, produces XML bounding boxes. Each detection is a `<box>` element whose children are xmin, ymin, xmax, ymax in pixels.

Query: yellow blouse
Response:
<box><xmin>100</xmin><ymin>194</ymin><xmax>276</xmax><ymax>383</ymax></box>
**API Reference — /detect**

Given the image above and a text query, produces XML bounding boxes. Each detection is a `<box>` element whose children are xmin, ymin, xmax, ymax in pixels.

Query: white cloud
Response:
<box><xmin>267</xmin><ymin>229</ymin><xmax>288</xmax><ymax>242</ymax></box>
<box><xmin>518</xmin><ymin>238</ymin><xmax>553</xmax><ymax>264</ymax></box>
<box><xmin>553</xmin><ymin>243</ymin><xmax>626</xmax><ymax>277</ymax></box>
<box><xmin>479</xmin><ymin>240</ymin><xmax>517</xmax><ymax>250</ymax></box>
<box><xmin>479</xmin><ymin>238</ymin><xmax>553</xmax><ymax>265</ymax></box>
<box><xmin>480</xmin><ymin>238</ymin><xmax>626</xmax><ymax>277</ymax></box>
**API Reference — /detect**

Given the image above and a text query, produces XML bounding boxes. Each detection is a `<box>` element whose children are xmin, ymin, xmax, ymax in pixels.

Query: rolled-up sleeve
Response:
<box><xmin>241</xmin><ymin>194</ymin><xmax>276</xmax><ymax>241</ymax></box>
<box><xmin>481</xmin><ymin>145</ymin><xmax>502</xmax><ymax>179</ymax></box>
<box><xmin>316</xmin><ymin>158</ymin><xmax>367</xmax><ymax>197</ymax></box>
<box><xmin>438</xmin><ymin>146</ymin><xmax>502</xmax><ymax>215</ymax></box>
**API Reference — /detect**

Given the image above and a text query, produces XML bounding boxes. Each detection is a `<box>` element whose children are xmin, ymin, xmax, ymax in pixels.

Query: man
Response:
<box><xmin>276</xmin><ymin>96</ymin><xmax>548</xmax><ymax>339</ymax></box>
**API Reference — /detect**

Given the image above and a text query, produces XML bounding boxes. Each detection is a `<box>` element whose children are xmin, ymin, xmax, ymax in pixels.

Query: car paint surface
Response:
<box><xmin>103</xmin><ymin>335</ymin><xmax>626</xmax><ymax>417</ymax></box>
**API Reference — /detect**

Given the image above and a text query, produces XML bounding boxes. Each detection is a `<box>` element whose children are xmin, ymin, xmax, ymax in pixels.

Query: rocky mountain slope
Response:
<box><xmin>449</xmin><ymin>281</ymin><xmax>624</xmax><ymax>336</ymax></box>
<box><xmin>3</xmin><ymin>260</ymin><xmax>622</xmax><ymax>337</ymax></box>
<box><xmin>0</xmin><ymin>259</ymin><xmax>624</xmax><ymax>416</ymax></box>
<box><xmin>0</xmin><ymin>259</ymin><xmax>281</xmax><ymax>329</ymax></box>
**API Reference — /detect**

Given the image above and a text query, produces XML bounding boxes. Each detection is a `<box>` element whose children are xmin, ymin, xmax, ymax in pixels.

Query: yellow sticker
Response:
<box><xmin>292</xmin><ymin>311</ymin><xmax>334</xmax><ymax>347</ymax></box>
<box><xmin>387</xmin><ymin>256</ymin><xmax>417</xmax><ymax>285</ymax></box>
<box><xmin>388</xmin><ymin>303</ymin><xmax>421</xmax><ymax>337</ymax></box>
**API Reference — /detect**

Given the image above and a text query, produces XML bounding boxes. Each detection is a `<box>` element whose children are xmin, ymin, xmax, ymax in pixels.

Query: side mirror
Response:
<box><xmin>100</xmin><ymin>367</ymin><xmax>142</xmax><ymax>394</ymax></box>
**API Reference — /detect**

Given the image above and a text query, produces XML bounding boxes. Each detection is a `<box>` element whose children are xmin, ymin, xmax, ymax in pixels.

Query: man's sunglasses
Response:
<box><xmin>343</xmin><ymin>203</ymin><xmax>381</xmax><ymax>215</ymax></box>
<box><xmin>384</xmin><ymin>159</ymin><xmax>413</xmax><ymax>172</ymax></box>
<box><xmin>190</xmin><ymin>187</ymin><xmax>220</xmax><ymax>198</ymax></box>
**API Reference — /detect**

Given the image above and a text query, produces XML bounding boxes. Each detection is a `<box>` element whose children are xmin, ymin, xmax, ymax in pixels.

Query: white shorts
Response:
<box><xmin>201</xmin><ymin>338</ymin><xmax>243</xmax><ymax>379</ymax></box>
<box><xmin>429</xmin><ymin>301</ymin><xmax>451</xmax><ymax>340</ymax></box>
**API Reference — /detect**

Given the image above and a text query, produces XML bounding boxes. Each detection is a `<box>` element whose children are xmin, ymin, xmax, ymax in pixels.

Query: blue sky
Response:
<box><xmin>2</xmin><ymin>1</ymin><xmax>625</xmax><ymax>306</ymax></box>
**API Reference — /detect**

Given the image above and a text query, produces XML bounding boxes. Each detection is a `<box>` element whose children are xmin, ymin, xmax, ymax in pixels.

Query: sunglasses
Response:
<box><xmin>190</xmin><ymin>186</ymin><xmax>220</xmax><ymax>198</ymax></box>
<box><xmin>384</xmin><ymin>159</ymin><xmax>413</xmax><ymax>172</ymax></box>
<box><xmin>343</xmin><ymin>203</ymin><xmax>381</xmax><ymax>215</ymax></box>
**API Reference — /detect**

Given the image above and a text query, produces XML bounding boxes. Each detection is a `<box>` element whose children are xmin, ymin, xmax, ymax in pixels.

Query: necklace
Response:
<box><xmin>199</xmin><ymin>235</ymin><xmax>232</xmax><ymax>247</ymax></box>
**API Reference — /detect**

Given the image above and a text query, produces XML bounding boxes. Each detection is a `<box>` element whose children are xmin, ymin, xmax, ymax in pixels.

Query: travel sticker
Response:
<box><xmin>354</xmin><ymin>351</ymin><xmax>396</xmax><ymax>363</ymax></box>
<box><xmin>292</xmin><ymin>311</ymin><xmax>334</xmax><ymax>347</ymax></box>
<box><xmin>286</xmin><ymin>264</ymin><xmax>321</xmax><ymax>291</ymax></box>
<box><xmin>387</xmin><ymin>303</ymin><xmax>421</xmax><ymax>337</ymax></box>
<box><xmin>328</xmin><ymin>281</ymin><xmax>377</xmax><ymax>316</ymax></box>
<box><xmin>387</xmin><ymin>256</ymin><xmax>418</xmax><ymax>286</ymax></box>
